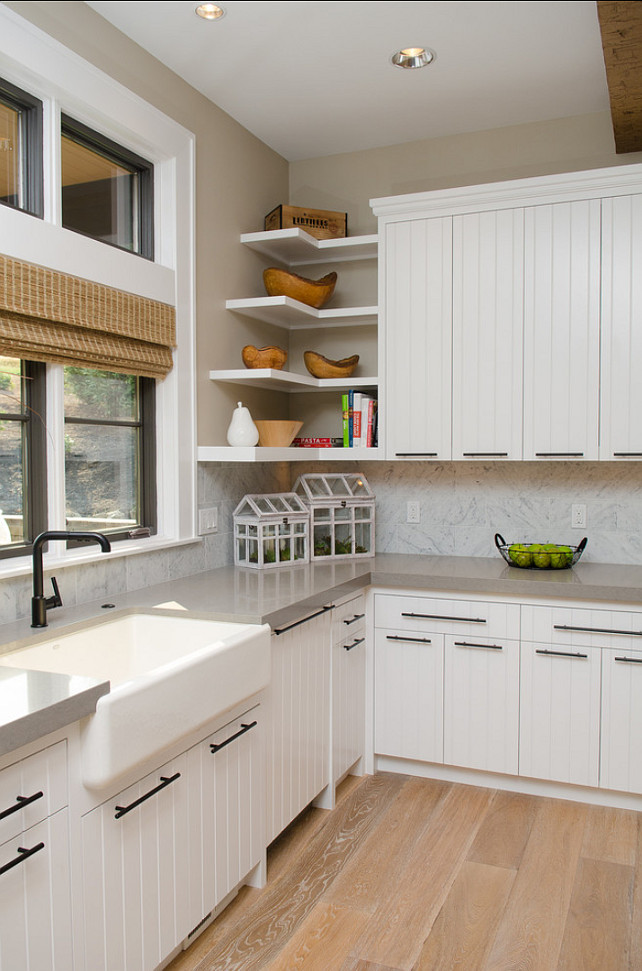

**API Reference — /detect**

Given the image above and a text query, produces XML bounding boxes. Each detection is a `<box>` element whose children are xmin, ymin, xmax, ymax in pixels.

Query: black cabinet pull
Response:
<box><xmin>0</xmin><ymin>791</ymin><xmax>44</xmax><ymax>821</ymax></box>
<box><xmin>386</xmin><ymin>634</ymin><xmax>432</xmax><ymax>644</ymax></box>
<box><xmin>535</xmin><ymin>452</ymin><xmax>584</xmax><ymax>457</ymax></box>
<box><xmin>343</xmin><ymin>613</ymin><xmax>365</xmax><ymax>626</ymax></box>
<box><xmin>454</xmin><ymin>641</ymin><xmax>503</xmax><ymax>651</ymax></box>
<box><xmin>0</xmin><ymin>842</ymin><xmax>45</xmax><ymax>877</ymax></box>
<box><xmin>401</xmin><ymin>612</ymin><xmax>486</xmax><ymax>624</ymax></box>
<box><xmin>553</xmin><ymin>624</ymin><xmax>642</xmax><ymax>637</ymax></box>
<box><xmin>344</xmin><ymin>637</ymin><xmax>365</xmax><ymax>652</ymax></box>
<box><xmin>114</xmin><ymin>772</ymin><xmax>181</xmax><ymax>819</ymax></box>
<box><xmin>613</xmin><ymin>453</ymin><xmax>642</xmax><ymax>457</ymax></box>
<box><xmin>462</xmin><ymin>452</ymin><xmax>508</xmax><ymax>457</ymax></box>
<box><xmin>535</xmin><ymin>649</ymin><xmax>588</xmax><ymax>659</ymax></box>
<box><xmin>274</xmin><ymin>605</ymin><xmax>334</xmax><ymax>636</ymax></box>
<box><xmin>395</xmin><ymin>452</ymin><xmax>438</xmax><ymax>457</ymax></box>
<box><xmin>615</xmin><ymin>656</ymin><xmax>642</xmax><ymax>664</ymax></box>
<box><xmin>210</xmin><ymin>720</ymin><xmax>258</xmax><ymax>753</ymax></box>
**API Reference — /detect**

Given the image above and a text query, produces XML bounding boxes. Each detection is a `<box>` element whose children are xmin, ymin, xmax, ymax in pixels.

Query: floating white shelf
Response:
<box><xmin>209</xmin><ymin>368</ymin><xmax>378</xmax><ymax>393</ymax></box>
<box><xmin>197</xmin><ymin>445</ymin><xmax>381</xmax><ymax>463</ymax></box>
<box><xmin>225</xmin><ymin>296</ymin><xmax>378</xmax><ymax>330</ymax></box>
<box><xmin>240</xmin><ymin>228</ymin><xmax>378</xmax><ymax>265</ymax></box>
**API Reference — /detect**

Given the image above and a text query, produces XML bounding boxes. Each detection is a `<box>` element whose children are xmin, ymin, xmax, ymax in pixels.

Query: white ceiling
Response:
<box><xmin>86</xmin><ymin>0</ymin><xmax>610</xmax><ymax>162</ymax></box>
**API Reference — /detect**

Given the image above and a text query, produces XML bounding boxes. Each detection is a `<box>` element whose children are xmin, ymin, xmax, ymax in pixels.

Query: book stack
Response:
<box><xmin>342</xmin><ymin>391</ymin><xmax>378</xmax><ymax>448</ymax></box>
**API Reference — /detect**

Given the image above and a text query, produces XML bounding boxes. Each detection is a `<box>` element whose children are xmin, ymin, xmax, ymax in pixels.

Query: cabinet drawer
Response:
<box><xmin>0</xmin><ymin>741</ymin><xmax>67</xmax><ymax>845</ymax></box>
<box><xmin>374</xmin><ymin>594</ymin><xmax>519</xmax><ymax>639</ymax></box>
<box><xmin>333</xmin><ymin>594</ymin><xmax>366</xmax><ymax>637</ymax></box>
<box><xmin>522</xmin><ymin>604</ymin><xmax>642</xmax><ymax>651</ymax></box>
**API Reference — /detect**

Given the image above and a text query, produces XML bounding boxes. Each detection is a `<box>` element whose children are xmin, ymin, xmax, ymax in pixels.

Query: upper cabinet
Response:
<box><xmin>600</xmin><ymin>194</ymin><xmax>642</xmax><ymax>460</ymax></box>
<box><xmin>373</xmin><ymin>164</ymin><xmax>642</xmax><ymax>463</ymax></box>
<box><xmin>523</xmin><ymin>200</ymin><xmax>601</xmax><ymax>461</ymax></box>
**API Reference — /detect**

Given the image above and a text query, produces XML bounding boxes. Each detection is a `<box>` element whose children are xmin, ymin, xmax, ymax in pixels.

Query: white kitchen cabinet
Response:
<box><xmin>383</xmin><ymin>216</ymin><xmax>453</xmax><ymax>460</ymax></box>
<box><xmin>374</xmin><ymin>627</ymin><xmax>444</xmax><ymax>762</ymax></box>
<box><xmin>188</xmin><ymin>708</ymin><xmax>263</xmax><ymax>919</ymax></box>
<box><xmin>519</xmin><ymin>641</ymin><xmax>601</xmax><ymax>787</ymax></box>
<box><xmin>600</xmin><ymin>650</ymin><xmax>642</xmax><ymax>793</ymax></box>
<box><xmin>332</xmin><ymin>595</ymin><xmax>366</xmax><ymax>785</ymax></box>
<box><xmin>81</xmin><ymin>753</ymin><xmax>191</xmax><ymax>971</ymax></box>
<box><xmin>523</xmin><ymin>199</ymin><xmax>601</xmax><ymax>460</ymax></box>
<box><xmin>452</xmin><ymin>208</ymin><xmax>524</xmax><ymax>460</ymax></box>
<box><xmin>600</xmin><ymin>193</ymin><xmax>642</xmax><ymax>459</ymax></box>
<box><xmin>264</xmin><ymin>606</ymin><xmax>331</xmax><ymax>844</ymax></box>
<box><xmin>0</xmin><ymin>811</ymin><xmax>73</xmax><ymax>971</ymax></box>
<box><xmin>443</xmin><ymin>634</ymin><xmax>519</xmax><ymax>774</ymax></box>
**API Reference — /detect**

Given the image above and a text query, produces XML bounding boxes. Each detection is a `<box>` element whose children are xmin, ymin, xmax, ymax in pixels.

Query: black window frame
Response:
<box><xmin>60</xmin><ymin>114</ymin><xmax>154</xmax><ymax>260</ymax></box>
<box><xmin>63</xmin><ymin>371</ymin><xmax>157</xmax><ymax>546</ymax></box>
<box><xmin>0</xmin><ymin>360</ymin><xmax>48</xmax><ymax>558</ymax></box>
<box><xmin>0</xmin><ymin>76</ymin><xmax>43</xmax><ymax>218</ymax></box>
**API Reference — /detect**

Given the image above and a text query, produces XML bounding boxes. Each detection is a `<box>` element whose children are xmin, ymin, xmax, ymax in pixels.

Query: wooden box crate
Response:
<box><xmin>264</xmin><ymin>204</ymin><xmax>347</xmax><ymax>240</ymax></box>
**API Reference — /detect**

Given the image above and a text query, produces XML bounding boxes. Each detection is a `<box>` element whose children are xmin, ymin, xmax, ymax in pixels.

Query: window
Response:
<box><xmin>0</xmin><ymin>77</ymin><xmax>43</xmax><ymax>217</ymax></box>
<box><xmin>0</xmin><ymin>356</ymin><xmax>47</xmax><ymax>555</ymax></box>
<box><xmin>63</xmin><ymin>368</ymin><xmax>156</xmax><ymax>540</ymax></box>
<box><xmin>61</xmin><ymin>115</ymin><xmax>154</xmax><ymax>258</ymax></box>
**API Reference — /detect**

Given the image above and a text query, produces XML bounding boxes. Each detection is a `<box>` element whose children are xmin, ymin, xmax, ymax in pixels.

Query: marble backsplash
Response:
<box><xmin>295</xmin><ymin>460</ymin><xmax>642</xmax><ymax>565</ymax></box>
<box><xmin>3</xmin><ymin>458</ymin><xmax>641</xmax><ymax>627</ymax></box>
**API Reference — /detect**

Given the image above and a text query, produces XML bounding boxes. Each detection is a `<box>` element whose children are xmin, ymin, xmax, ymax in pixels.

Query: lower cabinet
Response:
<box><xmin>332</xmin><ymin>595</ymin><xmax>366</xmax><ymax>785</ymax></box>
<box><xmin>81</xmin><ymin>705</ymin><xmax>263</xmax><ymax>971</ymax></box>
<box><xmin>0</xmin><ymin>810</ymin><xmax>73</xmax><ymax>971</ymax></box>
<box><xmin>264</xmin><ymin>607</ymin><xmax>331</xmax><ymax>844</ymax></box>
<box><xmin>82</xmin><ymin>753</ymin><xmax>191</xmax><ymax>971</ymax></box>
<box><xmin>519</xmin><ymin>641</ymin><xmax>601</xmax><ymax>787</ymax></box>
<box><xmin>600</xmin><ymin>649</ymin><xmax>642</xmax><ymax>793</ymax></box>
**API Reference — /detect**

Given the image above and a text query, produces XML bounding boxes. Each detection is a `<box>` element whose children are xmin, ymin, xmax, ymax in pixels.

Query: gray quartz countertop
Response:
<box><xmin>1</xmin><ymin>552</ymin><xmax>641</xmax><ymax>758</ymax></box>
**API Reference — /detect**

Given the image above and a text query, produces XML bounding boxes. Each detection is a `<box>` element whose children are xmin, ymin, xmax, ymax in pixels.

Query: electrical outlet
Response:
<box><xmin>198</xmin><ymin>507</ymin><xmax>218</xmax><ymax>534</ymax></box>
<box><xmin>406</xmin><ymin>500</ymin><xmax>420</xmax><ymax>524</ymax></box>
<box><xmin>571</xmin><ymin>503</ymin><xmax>586</xmax><ymax>529</ymax></box>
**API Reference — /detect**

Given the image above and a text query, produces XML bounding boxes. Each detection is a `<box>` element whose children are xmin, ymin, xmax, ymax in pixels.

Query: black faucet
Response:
<box><xmin>31</xmin><ymin>530</ymin><xmax>111</xmax><ymax>628</ymax></box>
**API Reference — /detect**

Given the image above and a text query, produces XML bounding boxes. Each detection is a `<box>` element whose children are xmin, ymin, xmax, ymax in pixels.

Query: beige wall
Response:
<box><xmin>290</xmin><ymin>111</ymin><xmax>642</xmax><ymax>235</ymax></box>
<box><xmin>4</xmin><ymin>0</ymin><xmax>290</xmax><ymax>446</ymax></box>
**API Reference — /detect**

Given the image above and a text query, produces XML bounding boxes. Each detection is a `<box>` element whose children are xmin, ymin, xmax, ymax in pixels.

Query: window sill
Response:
<box><xmin>0</xmin><ymin>534</ymin><xmax>202</xmax><ymax>581</ymax></box>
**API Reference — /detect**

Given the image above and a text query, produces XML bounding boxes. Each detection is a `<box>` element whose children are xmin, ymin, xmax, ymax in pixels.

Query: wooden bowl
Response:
<box><xmin>254</xmin><ymin>420</ymin><xmax>303</xmax><ymax>447</ymax></box>
<box><xmin>242</xmin><ymin>344</ymin><xmax>287</xmax><ymax>369</ymax></box>
<box><xmin>304</xmin><ymin>351</ymin><xmax>359</xmax><ymax>379</ymax></box>
<box><xmin>263</xmin><ymin>267</ymin><xmax>337</xmax><ymax>309</ymax></box>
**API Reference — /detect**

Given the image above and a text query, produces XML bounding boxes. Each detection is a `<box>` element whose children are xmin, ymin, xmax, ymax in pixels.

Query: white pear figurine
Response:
<box><xmin>226</xmin><ymin>401</ymin><xmax>259</xmax><ymax>447</ymax></box>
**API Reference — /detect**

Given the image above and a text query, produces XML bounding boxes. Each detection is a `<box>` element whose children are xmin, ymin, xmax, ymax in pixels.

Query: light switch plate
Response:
<box><xmin>198</xmin><ymin>507</ymin><xmax>218</xmax><ymax>534</ymax></box>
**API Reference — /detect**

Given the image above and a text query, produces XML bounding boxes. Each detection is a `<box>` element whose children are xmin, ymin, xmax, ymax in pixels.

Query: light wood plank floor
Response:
<box><xmin>167</xmin><ymin>773</ymin><xmax>641</xmax><ymax>971</ymax></box>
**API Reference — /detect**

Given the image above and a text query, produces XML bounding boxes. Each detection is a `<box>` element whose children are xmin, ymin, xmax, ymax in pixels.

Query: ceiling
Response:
<box><xmin>86</xmin><ymin>1</ymin><xmax>610</xmax><ymax>162</ymax></box>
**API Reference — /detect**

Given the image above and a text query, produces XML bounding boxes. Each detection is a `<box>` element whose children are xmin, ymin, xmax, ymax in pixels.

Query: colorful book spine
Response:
<box><xmin>341</xmin><ymin>393</ymin><xmax>350</xmax><ymax>447</ymax></box>
<box><xmin>348</xmin><ymin>389</ymin><xmax>354</xmax><ymax>446</ymax></box>
<box><xmin>293</xmin><ymin>437</ymin><xmax>343</xmax><ymax>448</ymax></box>
<box><xmin>353</xmin><ymin>392</ymin><xmax>362</xmax><ymax>445</ymax></box>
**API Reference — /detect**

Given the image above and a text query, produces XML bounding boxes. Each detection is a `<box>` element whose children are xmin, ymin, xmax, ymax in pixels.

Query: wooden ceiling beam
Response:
<box><xmin>597</xmin><ymin>1</ymin><xmax>642</xmax><ymax>154</ymax></box>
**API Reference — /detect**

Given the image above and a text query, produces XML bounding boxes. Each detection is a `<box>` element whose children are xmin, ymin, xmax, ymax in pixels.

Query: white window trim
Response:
<box><xmin>0</xmin><ymin>6</ymin><xmax>197</xmax><ymax>578</ymax></box>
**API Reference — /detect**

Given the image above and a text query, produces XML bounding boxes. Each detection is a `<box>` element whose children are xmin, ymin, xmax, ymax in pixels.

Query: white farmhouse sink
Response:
<box><xmin>0</xmin><ymin>610</ymin><xmax>270</xmax><ymax>790</ymax></box>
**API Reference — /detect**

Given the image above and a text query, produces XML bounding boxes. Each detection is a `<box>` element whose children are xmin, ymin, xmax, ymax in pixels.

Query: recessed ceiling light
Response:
<box><xmin>195</xmin><ymin>3</ymin><xmax>225</xmax><ymax>20</ymax></box>
<box><xmin>391</xmin><ymin>47</ymin><xmax>435</xmax><ymax>69</ymax></box>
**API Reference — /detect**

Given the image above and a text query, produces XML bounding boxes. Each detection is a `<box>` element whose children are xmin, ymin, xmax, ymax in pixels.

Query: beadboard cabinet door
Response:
<box><xmin>523</xmin><ymin>200</ymin><xmax>601</xmax><ymax>460</ymax></box>
<box><xmin>0</xmin><ymin>811</ymin><xmax>73</xmax><ymax>971</ymax></box>
<box><xmin>383</xmin><ymin>217</ymin><xmax>452</xmax><ymax>460</ymax></box>
<box><xmin>82</xmin><ymin>754</ymin><xmax>191</xmax><ymax>971</ymax></box>
<box><xmin>264</xmin><ymin>610</ymin><xmax>331</xmax><ymax>844</ymax></box>
<box><xmin>600</xmin><ymin>193</ymin><xmax>642</xmax><ymax>460</ymax></box>
<box><xmin>443</xmin><ymin>635</ymin><xmax>519</xmax><ymax>774</ymax></box>
<box><xmin>374</xmin><ymin>628</ymin><xmax>444</xmax><ymax>763</ymax></box>
<box><xmin>332</xmin><ymin>596</ymin><xmax>366</xmax><ymax>785</ymax></box>
<box><xmin>519</xmin><ymin>641</ymin><xmax>601</xmax><ymax>787</ymax></box>
<box><xmin>452</xmin><ymin>209</ymin><xmax>524</xmax><ymax>460</ymax></box>
<box><xmin>600</xmin><ymin>650</ymin><xmax>642</xmax><ymax>793</ymax></box>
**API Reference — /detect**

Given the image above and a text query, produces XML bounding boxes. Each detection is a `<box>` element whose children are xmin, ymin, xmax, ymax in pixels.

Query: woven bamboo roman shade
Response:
<box><xmin>0</xmin><ymin>253</ymin><xmax>176</xmax><ymax>378</ymax></box>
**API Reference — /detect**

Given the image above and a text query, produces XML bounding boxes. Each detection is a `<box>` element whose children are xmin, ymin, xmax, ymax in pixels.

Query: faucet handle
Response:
<box><xmin>46</xmin><ymin>576</ymin><xmax>63</xmax><ymax>610</ymax></box>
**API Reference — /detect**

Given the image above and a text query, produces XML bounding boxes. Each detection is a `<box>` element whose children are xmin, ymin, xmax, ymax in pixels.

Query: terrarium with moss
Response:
<box><xmin>233</xmin><ymin>493</ymin><xmax>310</xmax><ymax>569</ymax></box>
<box><xmin>293</xmin><ymin>472</ymin><xmax>375</xmax><ymax>561</ymax></box>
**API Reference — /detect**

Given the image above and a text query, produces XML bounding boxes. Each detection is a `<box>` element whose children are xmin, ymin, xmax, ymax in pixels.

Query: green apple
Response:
<box><xmin>529</xmin><ymin>543</ymin><xmax>551</xmax><ymax>568</ymax></box>
<box><xmin>508</xmin><ymin>543</ymin><xmax>532</xmax><ymax>568</ymax></box>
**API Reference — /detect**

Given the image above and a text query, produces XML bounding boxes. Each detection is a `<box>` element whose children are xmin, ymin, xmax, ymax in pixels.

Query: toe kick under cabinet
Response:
<box><xmin>374</xmin><ymin>592</ymin><xmax>642</xmax><ymax>800</ymax></box>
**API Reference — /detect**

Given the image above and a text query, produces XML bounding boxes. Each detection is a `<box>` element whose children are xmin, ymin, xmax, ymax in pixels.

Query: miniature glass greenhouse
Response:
<box><xmin>233</xmin><ymin>493</ymin><xmax>309</xmax><ymax>569</ymax></box>
<box><xmin>293</xmin><ymin>472</ymin><xmax>375</xmax><ymax>560</ymax></box>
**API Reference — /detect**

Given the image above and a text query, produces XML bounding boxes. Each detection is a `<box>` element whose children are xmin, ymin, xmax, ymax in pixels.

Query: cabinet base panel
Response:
<box><xmin>374</xmin><ymin>754</ymin><xmax>642</xmax><ymax>812</ymax></box>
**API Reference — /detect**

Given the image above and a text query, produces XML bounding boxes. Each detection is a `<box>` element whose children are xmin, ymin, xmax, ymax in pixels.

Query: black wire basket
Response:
<box><xmin>494</xmin><ymin>533</ymin><xmax>587</xmax><ymax>570</ymax></box>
